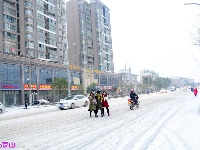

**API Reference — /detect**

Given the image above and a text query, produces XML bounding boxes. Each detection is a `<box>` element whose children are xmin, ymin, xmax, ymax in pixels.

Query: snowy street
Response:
<box><xmin>1</xmin><ymin>89</ymin><xmax>200</xmax><ymax>150</ymax></box>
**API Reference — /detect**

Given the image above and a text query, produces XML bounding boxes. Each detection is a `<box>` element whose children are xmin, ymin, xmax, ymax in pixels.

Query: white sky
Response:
<box><xmin>99</xmin><ymin>0</ymin><xmax>200</xmax><ymax>82</ymax></box>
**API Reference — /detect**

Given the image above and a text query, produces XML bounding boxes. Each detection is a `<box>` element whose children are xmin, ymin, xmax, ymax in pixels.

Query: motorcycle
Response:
<box><xmin>128</xmin><ymin>96</ymin><xmax>139</xmax><ymax>110</ymax></box>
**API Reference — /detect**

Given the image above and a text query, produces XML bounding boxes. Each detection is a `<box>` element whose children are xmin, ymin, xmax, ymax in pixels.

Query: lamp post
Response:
<box><xmin>124</xmin><ymin>62</ymin><xmax>130</xmax><ymax>94</ymax></box>
<box><xmin>27</xmin><ymin>56</ymin><xmax>32</xmax><ymax>106</ymax></box>
<box><xmin>66</xmin><ymin>43</ymin><xmax>76</xmax><ymax>97</ymax></box>
<box><xmin>32</xmin><ymin>92</ymin><xmax>37</xmax><ymax>105</ymax></box>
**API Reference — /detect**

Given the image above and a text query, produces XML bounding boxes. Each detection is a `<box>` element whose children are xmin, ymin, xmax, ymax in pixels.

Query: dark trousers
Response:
<box><xmin>134</xmin><ymin>100</ymin><xmax>138</xmax><ymax>105</ymax></box>
<box><xmin>94</xmin><ymin>105</ymin><xmax>98</xmax><ymax>116</ymax></box>
<box><xmin>101</xmin><ymin>107</ymin><xmax>109</xmax><ymax>115</ymax></box>
<box><xmin>25</xmin><ymin>104</ymin><xmax>27</xmax><ymax>109</ymax></box>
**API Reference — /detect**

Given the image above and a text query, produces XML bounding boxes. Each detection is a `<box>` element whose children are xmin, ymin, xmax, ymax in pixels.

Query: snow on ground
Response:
<box><xmin>0</xmin><ymin>89</ymin><xmax>200</xmax><ymax>150</ymax></box>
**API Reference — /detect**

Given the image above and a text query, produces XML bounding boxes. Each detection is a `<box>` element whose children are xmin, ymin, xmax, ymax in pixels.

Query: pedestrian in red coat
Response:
<box><xmin>194</xmin><ymin>87</ymin><xmax>198</xmax><ymax>97</ymax></box>
<box><xmin>102</xmin><ymin>91</ymin><xmax>110</xmax><ymax>116</ymax></box>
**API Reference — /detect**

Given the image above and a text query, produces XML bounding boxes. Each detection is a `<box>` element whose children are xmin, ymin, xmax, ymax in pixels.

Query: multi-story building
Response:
<box><xmin>0</xmin><ymin>0</ymin><xmax>68</xmax><ymax>62</ymax></box>
<box><xmin>90</xmin><ymin>0</ymin><xmax>114</xmax><ymax>72</ymax></box>
<box><xmin>66</xmin><ymin>0</ymin><xmax>94</xmax><ymax>69</ymax></box>
<box><xmin>66</xmin><ymin>0</ymin><xmax>114</xmax><ymax>72</ymax></box>
<box><xmin>0</xmin><ymin>0</ymin><xmax>70</xmax><ymax>105</ymax></box>
<box><xmin>171</xmin><ymin>77</ymin><xmax>194</xmax><ymax>87</ymax></box>
<box><xmin>140</xmin><ymin>69</ymin><xmax>159</xmax><ymax>83</ymax></box>
<box><xmin>0</xmin><ymin>0</ymin><xmax>117</xmax><ymax>105</ymax></box>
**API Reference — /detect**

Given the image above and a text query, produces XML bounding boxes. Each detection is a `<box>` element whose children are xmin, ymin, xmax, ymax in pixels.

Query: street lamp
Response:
<box><xmin>66</xmin><ymin>43</ymin><xmax>76</xmax><ymax>97</ymax></box>
<box><xmin>124</xmin><ymin>62</ymin><xmax>130</xmax><ymax>94</ymax></box>
<box><xmin>32</xmin><ymin>92</ymin><xmax>37</xmax><ymax>105</ymax></box>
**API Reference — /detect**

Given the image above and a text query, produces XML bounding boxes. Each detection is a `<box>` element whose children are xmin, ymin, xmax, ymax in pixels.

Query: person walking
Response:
<box><xmin>95</xmin><ymin>91</ymin><xmax>103</xmax><ymax>117</ymax></box>
<box><xmin>88</xmin><ymin>91</ymin><xmax>97</xmax><ymax>117</ymax></box>
<box><xmin>102</xmin><ymin>91</ymin><xmax>110</xmax><ymax>116</ymax></box>
<box><xmin>24</xmin><ymin>100</ymin><xmax>28</xmax><ymax>109</ymax></box>
<box><xmin>194</xmin><ymin>87</ymin><xmax>198</xmax><ymax>97</ymax></box>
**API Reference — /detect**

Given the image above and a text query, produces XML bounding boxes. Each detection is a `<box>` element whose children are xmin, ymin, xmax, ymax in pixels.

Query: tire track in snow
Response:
<box><xmin>124</xmin><ymin>94</ymin><xmax>191</xmax><ymax>150</ymax></box>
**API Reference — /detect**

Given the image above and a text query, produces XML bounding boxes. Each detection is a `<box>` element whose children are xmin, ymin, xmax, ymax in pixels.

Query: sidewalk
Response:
<box><xmin>0</xmin><ymin>104</ymin><xmax>58</xmax><ymax>121</ymax></box>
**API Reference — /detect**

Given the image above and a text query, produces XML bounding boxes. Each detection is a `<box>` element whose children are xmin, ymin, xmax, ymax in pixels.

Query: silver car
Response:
<box><xmin>0</xmin><ymin>102</ymin><xmax>5</xmax><ymax>114</ymax></box>
<box><xmin>59</xmin><ymin>95</ymin><xmax>89</xmax><ymax>110</ymax></box>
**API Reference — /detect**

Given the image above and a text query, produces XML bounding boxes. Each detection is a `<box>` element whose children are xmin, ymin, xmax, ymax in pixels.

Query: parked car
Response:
<box><xmin>160</xmin><ymin>89</ymin><xmax>167</xmax><ymax>93</ymax></box>
<box><xmin>33</xmin><ymin>100</ymin><xmax>40</xmax><ymax>105</ymax></box>
<box><xmin>33</xmin><ymin>99</ymin><xmax>50</xmax><ymax>105</ymax></box>
<box><xmin>0</xmin><ymin>102</ymin><xmax>5</xmax><ymax>114</ymax></box>
<box><xmin>59</xmin><ymin>95</ymin><xmax>88</xmax><ymax>110</ymax></box>
<box><xmin>39</xmin><ymin>99</ymin><xmax>50</xmax><ymax>105</ymax></box>
<box><xmin>170</xmin><ymin>86</ymin><xmax>176</xmax><ymax>91</ymax></box>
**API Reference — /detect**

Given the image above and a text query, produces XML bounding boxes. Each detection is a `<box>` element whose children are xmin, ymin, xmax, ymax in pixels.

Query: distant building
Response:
<box><xmin>171</xmin><ymin>77</ymin><xmax>194</xmax><ymax>87</ymax></box>
<box><xmin>140</xmin><ymin>69</ymin><xmax>159</xmax><ymax>83</ymax></box>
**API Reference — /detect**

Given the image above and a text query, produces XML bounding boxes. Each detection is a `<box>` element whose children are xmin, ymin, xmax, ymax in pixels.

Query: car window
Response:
<box><xmin>64</xmin><ymin>96</ymin><xmax>74</xmax><ymax>100</ymax></box>
<box><xmin>77</xmin><ymin>96</ymin><xmax>84</xmax><ymax>99</ymax></box>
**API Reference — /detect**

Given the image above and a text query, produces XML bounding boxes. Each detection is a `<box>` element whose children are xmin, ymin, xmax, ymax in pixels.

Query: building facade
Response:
<box><xmin>0</xmin><ymin>0</ymin><xmax>69</xmax><ymax>105</ymax></box>
<box><xmin>66</xmin><ymin>0</ymin><xmax>114</xmax><ymax>72</ymax></box>
<box><xmin>0</xmin><ymin>0</ymin><xmax>119</xmax><ymax>106</ymax></box>
<box><xmin>66</xmin><ymin>0</ymin><xmax>94</xmax><ymax>69</ymax></box>
<box><xmin>0</xmin><ymin>0</ymin><xmax>68</xmax><ymax>62</ymax></box>
<box><xmin>140</xmin><ymin>69</ymin><xmax>159</xmax><ymax>83</ymax></box>
<box><xmin>90</xmin><ymin>0</ymin><xmax>114</xmax><ymax>72</ymax></box>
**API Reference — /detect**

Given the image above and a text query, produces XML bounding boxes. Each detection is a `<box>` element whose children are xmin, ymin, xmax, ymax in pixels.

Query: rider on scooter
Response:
<box><xmin>130</xmin><ymin>89</ymin><xmax>138</xmax><ymax>107</ymax></box>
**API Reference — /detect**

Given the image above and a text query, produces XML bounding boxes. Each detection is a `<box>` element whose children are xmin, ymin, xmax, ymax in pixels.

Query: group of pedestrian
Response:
<box><xmin>88</xmin><ymin>90</ymin><xmax>110</xmax><ymax>117</ymax></box>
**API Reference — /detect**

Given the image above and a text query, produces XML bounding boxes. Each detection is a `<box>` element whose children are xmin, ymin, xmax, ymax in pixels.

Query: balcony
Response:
<box><xmin>87</xmin><ymin>57</ymin><xmax>94</xmax><ymax>62</ymax></box>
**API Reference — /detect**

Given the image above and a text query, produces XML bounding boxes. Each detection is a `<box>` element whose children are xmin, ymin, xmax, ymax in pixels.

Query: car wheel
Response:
<box><xmin>71</xmin><ymin>103</ymin><xmax>75</xmax><ymax>109</ymax></box>
<box><xmin>0</xmin><ymin>109</ymin><xmax>2</xmax><ymax>114</ymax></box>
<box><xmin>84</xmin><ymin>101</ymin><xmax>88</xmax><ymax>107</ymax></box>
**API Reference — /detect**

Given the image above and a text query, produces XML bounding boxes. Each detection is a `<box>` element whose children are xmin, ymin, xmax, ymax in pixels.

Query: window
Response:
<box><xmin>3</xmin><ymin>15</ymin><xmax>16</xmax><ymax>24</ymax></box>
<box><xmin>26</xmin><ymin>25</ymin><xmax>33</xmax><ymax>32</ymax></box>
<box><xmin>24</xmin><ymin>1</ymin><xmax>33</xmax><ymax>8</ymax></box>
<box><xmin>25</xmin><ymin>9</ymin><xmax>33</xmax><ymax>16</ymax></box>
<box><xmin>25</xmin><ymin>41</ymin><xmax>34</xmax><ymax>48</ymax></box>
<box><xmin>4</xmin><ymin>32</ymin><xmax>16</xmax><ymax>40</ymax></box>
<box><xmin>4</xmin><ymin>23</ymin><xmax>17</xmax><ymax>32</ymax></box>
<box><xmin>26</xmin><ymin>33</ymin><xmax>33</xmax><ymax>40</ymax></box>
<box><xmin>25</xmin><ymin>17</ymin><xmax>34</xmax><ymax>24</ymax></box>
<box><xmin>3</xmin><ymin>5</ymin><xmax>16</xmax><ymax>16</ymax></box>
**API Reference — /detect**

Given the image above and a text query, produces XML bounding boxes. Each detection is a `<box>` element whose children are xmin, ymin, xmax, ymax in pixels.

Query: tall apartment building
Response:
<box><xmin>66</xmin><ymin>0</ymin><xmax>94</xmax><ymax>69</ymax></box>
<box><xmin>0</xmin><ymin>0</ymin><xmax>69</xmax><ymax>105</ymax></box>
<box><xmin>90</xmin><ymin>0</ymin><xmax>114</xmax><ymax>72</ymax></box>
<box><xmin>0</xmin><ymin>0</ymin><xmax>68</xmax><ymax>63</ymax></box>
<box><xmin>66</xmin><ymin>0</ymin><xmax>114</xmax><ymax>72</ymax></box>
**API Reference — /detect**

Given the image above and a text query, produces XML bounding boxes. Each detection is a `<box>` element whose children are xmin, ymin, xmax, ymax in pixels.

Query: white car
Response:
<box><xmin>160</xmin><ymin>89</ymin><xmax>167</xmax><ymax>93</ymax></box>
<box><xmin>39</xmin><ymin>99</ymin><xmax>50</xmax><ymax>105</ymax></box>
<box><xmin>58</xmin><ymin>95</ymin><xmax>89</xmax><ymax>110</ymax></box>
<box><xmin>170</xmin><ymin>86</ymin><xmax>176</xmax><ymax>91</ymax></box>
<box><xmin>0</xmin><ymin>102</ymin><xmax>5</xmax><ymax>114</ymax></box>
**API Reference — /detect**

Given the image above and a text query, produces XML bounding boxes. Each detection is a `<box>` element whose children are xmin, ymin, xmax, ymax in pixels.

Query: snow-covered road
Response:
<box><xmin>0</xmin><ymin>89</ymin><xmax>200</xmax><ymax>150</ymax></box>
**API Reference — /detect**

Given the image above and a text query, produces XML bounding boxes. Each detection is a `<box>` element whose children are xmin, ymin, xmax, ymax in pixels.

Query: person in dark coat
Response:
<box><xmin>88</xmin><ymin>91</ymin><xmax>97</xmax><ymax>117</ymax></box>
<box><xmin>130</xmin><ymin>89</ymin><xmax>138</xmax><ymax>110</ymax></box>
<box><xmin>95</xmin><ymin>91</ymin><xmax>103</xmax><ymax>117</ymax></box>
<box><xmin>102</xmin><ymin>91</ymin><xmax>110</xmax><ymax>116</ymax></box>
<box><xmin>25</xmin><ymin>100</ymin><xmax>28</xmax><ymax>109</ymax></box>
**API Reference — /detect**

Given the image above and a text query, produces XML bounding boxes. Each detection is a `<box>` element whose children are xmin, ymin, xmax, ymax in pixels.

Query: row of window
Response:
<box><xmin>3</xmin><ymin>0</ymin><xmax>15</xmax><ymax>8</ymax></box>
<box><xmin>4</xmin><ymin>32</ymin><xmax>16</xmax><ymax>40</ymax></box>
<box><xmin>4</xmin><ymin>22</ymin><xmax>17</xmax><ymax>32</ymax></box>
<box><xmin>3</xmin><ymin>5</ymin><xmax>16</xmax><ymax>16</ymax></box>
<box><xmin>4</xmin><ymin>14</ymin><xmax>16</xmax><ymax>24</ymax></box>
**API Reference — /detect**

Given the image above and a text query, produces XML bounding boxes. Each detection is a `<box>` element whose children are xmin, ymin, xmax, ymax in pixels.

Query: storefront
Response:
<box><xmin>1</xmin><ymin>84</ymin><xmax>21</xmax><ymax>106</ymax></box>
